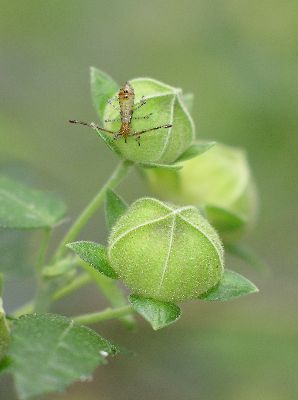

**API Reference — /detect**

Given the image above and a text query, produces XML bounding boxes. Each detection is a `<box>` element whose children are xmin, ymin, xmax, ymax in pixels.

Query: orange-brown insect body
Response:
<box><xmin>118</xmin><ymin>82</ymin><xmax>135</xmax><ymax>139</ymax></box>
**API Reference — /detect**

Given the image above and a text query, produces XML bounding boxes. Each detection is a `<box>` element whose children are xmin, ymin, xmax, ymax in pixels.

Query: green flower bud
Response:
<box><xmin>103</xmin><ymin>78</ymin><xmax>195</xmax><ymax>164</ymax></box>
<box><xmin>108</xmin><ymin>198</ymin><xmax>224</xmax><ymax>303</ymax></box>
<box><xmin>146</xmin><ymin>143</ymin><xmax>258</xmax><ymax>242</ymax></box>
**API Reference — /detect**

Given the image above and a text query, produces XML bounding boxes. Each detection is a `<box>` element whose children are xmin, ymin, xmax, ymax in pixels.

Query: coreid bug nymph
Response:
<box><xmin>69</xmin><ymin>82</ymin><xmax>172</xmax><ymax>146</ymax></box>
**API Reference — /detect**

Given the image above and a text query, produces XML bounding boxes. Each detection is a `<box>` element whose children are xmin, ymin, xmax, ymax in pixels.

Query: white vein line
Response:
<box><xmin>28</xmin><ymin>319</ymin><xmax>75</xmax><ymax>380</ymax></box>
<box><xmin>47</xmin><ymin>320</ymin><xmax>75</xmax><ymax>370</ymax></box>
<box><xmin>178</xmin><ymin>214</ymin><xmax>223</xmax><ymax>265</ymax></box>
<box><xmin>110</xmin><ymin>214</ymin><xmax>172</xmax><ymax>250</ymax></box>
<box><xmin>176</xmin><ymin>101</ymin><xmax>184</xmax><ymax>157</ymax></box>
<box><xmin>158</xmin><ymin>94</ymin><xmax>176</xmax><ymax>160</ymax></box>
<box><xmin>109</xmin><ymin>206</ymin><xmax>193</xmax><ymax>251</ymax></box>
<box><xmin>135</xmin><ymin>92</ymin><xmax>174</xmax><ymax>102</ymax></box>
<box><xmin>176</xmin><ymin>95</ymin><xmax>191</xmax><ymax>157</ymax></box>
<box><xmin>131</xmin><ymin>77</ymin><xmax>181</xmax><ymax>93</ymax></box>
<box><xmin>177</xmin><ymin>93</ymin><xmax>196</xmax><ymax>143</ymax></box>
<box><xmin>107</xmin><ymin>92</ymin><xmax>174</xmax><ymax>109</ymax></box>
<box><xmin>132</xmin><ymin>197</ymin><xmax>193</xmax><ymax>214</ymax></box>
<box><xmin>157</xmin><ymin>215</ymin><xmax>176</xmax><ymax>294</ymax></box>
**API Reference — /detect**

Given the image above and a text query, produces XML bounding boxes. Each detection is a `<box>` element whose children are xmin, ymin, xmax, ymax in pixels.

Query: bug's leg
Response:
<box><xmin>127</xmin><ymin>129</ymin><xmax>141</xmax><ymax>146</ymax></box>
<box><xmin>108</xmin><ymin>96</ymin><xmax>118</xmax><ymax>103</ymax></box>
<box><xmin>132</xmin><ymin>113</ymin><xmax>153</xmax><ymax>120</ymax></box>
<box><xmin>104</xmin><ymin>117</ymin><xmax>121</xmax><ymax>123</ymax></box>
<box><xmin>113</xmin><ymin>132</ymin><xmax>124</xmax><ymax>141</ymax></box>
<box><xmin>132</xmin><ymin>124</ymin><xmax>172</xmax><ymax>137</ymax></box>
<box><xmin>69</xmin><ymin>120</ymin><xmax>115</xmax><ymax>135</ymax></box>
<box><xmin>107</xmin><ymin>97</ymin><xmax>120</xmax><ymax>112</ymax></box>
<box><xmin>135</xmin><ymin>135</ymin><xmax>141</xmax><ymax>146</ymax></box>
<box><xmin>133</xmin><ymin>96</ymin><xmax>147</xmax><ymax>111</ymax></box>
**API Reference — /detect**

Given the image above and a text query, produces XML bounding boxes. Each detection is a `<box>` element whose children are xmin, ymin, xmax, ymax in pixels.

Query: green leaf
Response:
<box><xmin>226</xmin><ymin>243</ymin><xmax>269</xmax><ymax>272</ymax></box>
<box><xmin>67</xmin><ymin>241</ymin><xmax>118</xmax><ymax>279</ymax></box>
<box><xmin>182</xmin><ymin>92</ymin><xmax>194</xmax><ymax>113</ymax></box>
<box><xmin>199</xmin><ymin>269</ymin><xmax>259</xmax><ymax>301</ymax></box>
<box><xmin>9</xmin><ymin>313</ymin><xmax>119</xmax><ymax>400</ymax></box>
<box><xmin>90</xmin><ymin>67</ymin><xmax>119</xmax><ymax>122</ymax></box>
<box><xmin>138</xmin><ymin>162</ymin><xmax>183</xmax><ymax>170</ymax></box>
<box><xmin>0</xmin><ymin>176</ymin><xmax>66</xmax><ymax>229</ymax></box>
<box><xmin>175</xmin><ymin>141</ymin><xmax>216</xmax><ymax>162</ymax></box>
<box><xmin>105</xmin><ymin>189</ymin><xmax>128</xmax><ymax>231</ymax></box>
<box><xmin>129</xmin><ymin>294</ymin><xmax>181</xmax><ymax>330</ymax></box>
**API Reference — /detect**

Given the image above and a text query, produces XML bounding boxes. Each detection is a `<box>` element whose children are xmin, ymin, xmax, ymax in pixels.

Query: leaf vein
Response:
<box><xmin>0</xmin><ymin>188</ymin><xmax>52</xmax><ymax>224</ymax></box>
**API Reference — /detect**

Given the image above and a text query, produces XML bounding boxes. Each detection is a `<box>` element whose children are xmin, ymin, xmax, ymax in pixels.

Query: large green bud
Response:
<box><xmin>91</xmin><ymin>68</ymin><xmax>195</xmax><ymax>165</ymax></box>
<box><xmin>146</xmin><ymin>143</ymin><xmax>258</xmax><ymax>242</ymax></box>
<box><xmin>108</xmin><ymin>198</ymin><xmax>224</xmax><ymax>303</ymax></box>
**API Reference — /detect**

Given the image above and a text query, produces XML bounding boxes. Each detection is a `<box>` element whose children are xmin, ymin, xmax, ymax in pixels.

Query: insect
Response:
<box><xmin>69</xmin><ymin>82</ymin><xmax>172</xmax><ymax>146</ymax></box>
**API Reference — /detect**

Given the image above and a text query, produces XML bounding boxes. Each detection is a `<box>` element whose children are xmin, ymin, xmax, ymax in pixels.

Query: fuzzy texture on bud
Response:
<box><xmin>146</xmin><ymin>143</ymin><xmax>258</xmax><ymax>242</ymax></box>
<box><xmin>103</xmin><ymin>78</ymin><xmax>195</xmax><ymax>164</ymax></box>
<box><xmin>108</xmin><ymin>198</ymin><xmax>224</xmax><ymax>303</ymax></box>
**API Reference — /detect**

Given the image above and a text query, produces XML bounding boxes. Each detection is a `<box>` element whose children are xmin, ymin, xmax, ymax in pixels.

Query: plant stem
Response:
<box><xmin>54</xmin><ymin>159</ymin><xmax>132</xmax><ymax>261</ymax></box>
<box><xmin>31</xmin><ymin>159</ymin><xmax>131</xmax><ymax>314</ymax></box>
<box><xmin>33</xmin><ymin>228</ymin><xmax>52</xmax><ymax>313</ymax></box>
<box><xmin>13</xmin><ymin>274</ymin><xmax>90</xmax><ymax>317</ymax></box>
<box><xmin>73</xmin><ymin>305</ymin><xmax>134</xmax><ymax>325</ymax></box>
<box><xmin>81</xmin><ymin>262</ymin><xmax>135</xmax><ymax>329</ymax></box>
<box><xmin>52</xmin><ymin>273</ymin><xmax>91</xmax><ymax>301</ymax></box>
<box><xmin>35</xmin><ymin>228</ymin><xmax>51</xmax><ymax>274</ymax></box>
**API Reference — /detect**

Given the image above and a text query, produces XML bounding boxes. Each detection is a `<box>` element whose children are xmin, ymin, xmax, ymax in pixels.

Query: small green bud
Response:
<box><xmin>103</xmin><ymin>78</ymin><xmax>195</xmax><ymax>164</ymax></box>
<box><xmin>146</xmin><ymin>143</ymin><xmax>258</xmax><ymax>242</ymax></box>
<box><xmin>108</xmin><ymin>198</ymin><xmax>224</xmax><ymax>303</ymax></box>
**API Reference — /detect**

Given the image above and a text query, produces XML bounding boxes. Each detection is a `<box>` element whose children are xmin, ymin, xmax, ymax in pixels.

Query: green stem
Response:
<box><xmin>33</xmin><ymin>228</ymin><xmax>52</xmax><ymax>313</ymax></box>
<box><xmin>35</xmin><ymin>228</ymin><xmax>51</xmax><ymax>274</ymax></box>
<box><xmin>73</xmin><ymin>305</ymin><xmax>134</xmax><ymax>325</ymax></box>
<box><xmin>81</xmin><ymin>262</ymin><xmax>136</xmax><ymax>329</ymax></box>
<box><xmin>13</xmin><ymin>273</ymin><xmax>91</xmax><ymax>317</ymax></box>
<box><xmin>25</xmin><ymin>160</ymin><xmax>131</xmax><ymax>315</ymax></box>
<box><xmin>54</xmin><ymin>159</ymin><xmax>132</xmax><ymax>261</ymax></box>
<box><xmin>52</xmin><ymin>273</ymin><xmax>91</xmax><ymax>301</ymax></box>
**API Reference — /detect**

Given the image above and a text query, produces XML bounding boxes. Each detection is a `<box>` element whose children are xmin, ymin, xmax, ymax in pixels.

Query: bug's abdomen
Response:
<box><xmin>119</xmin><ymin>95</ymin><xmax>134</xmax><ymax>121</ymax></box>
<box><xmin>120</xmin><ymin>122</ymin><xmax>131</xmax><ymax>138</ymax></box>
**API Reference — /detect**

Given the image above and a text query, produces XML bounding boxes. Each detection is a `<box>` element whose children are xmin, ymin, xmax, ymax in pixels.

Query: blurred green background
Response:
<box><xmin>0</xmin><ymin>1</ymin><xmax>297</xmax><ymax>399</ymax></box>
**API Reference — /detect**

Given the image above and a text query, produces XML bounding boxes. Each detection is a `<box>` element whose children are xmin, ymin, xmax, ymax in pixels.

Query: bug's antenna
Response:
<box><xmin>69</xmin><ymin>120</ymin><xmax>114</xmax><ymax>134</ymax></box>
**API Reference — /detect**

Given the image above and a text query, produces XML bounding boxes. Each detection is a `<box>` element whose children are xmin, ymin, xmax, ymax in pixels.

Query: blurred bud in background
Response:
<box><xmin>145</xmin><ymin>143</ymin><xmax>258</xmax><ymax>243</ymax></box>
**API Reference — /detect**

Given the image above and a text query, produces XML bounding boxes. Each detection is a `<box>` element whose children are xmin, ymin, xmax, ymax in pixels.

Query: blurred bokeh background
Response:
<box><xmin>0</xmin><ymin>1</ymin><xmax>297</xmax><ymax>399</ymax></box>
